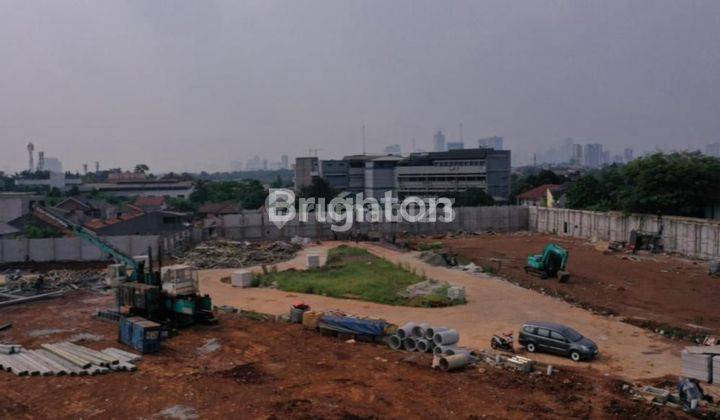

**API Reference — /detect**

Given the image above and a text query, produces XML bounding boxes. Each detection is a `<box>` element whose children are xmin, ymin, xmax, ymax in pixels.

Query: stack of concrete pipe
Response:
<box><xmin>387</xmin><ymin>322</ymin><xmax>477</xmax><ymax>371</ymax></box>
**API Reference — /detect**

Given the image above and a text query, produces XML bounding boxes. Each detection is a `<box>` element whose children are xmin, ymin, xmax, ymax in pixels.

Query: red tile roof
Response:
<box><xmin>83</xmin><ymin>213</ymin><xmax>142</xmax><ymax>231</ymax></box>
<box><xmin>517</xmin><ymin>184</ymin><xmax>565</xmax><ymax>201</ymax></box>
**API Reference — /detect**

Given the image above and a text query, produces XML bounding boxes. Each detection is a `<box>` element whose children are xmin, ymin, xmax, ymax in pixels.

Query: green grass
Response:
<box><xmin>255</xmin><ymin>245</ymin><xmax>461</xmax><ymax>307</ymax></box>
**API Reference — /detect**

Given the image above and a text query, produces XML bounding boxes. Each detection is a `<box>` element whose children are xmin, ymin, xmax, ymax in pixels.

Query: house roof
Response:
<box><xmin>0</xmin><ymin>222</ymin><xmax>19</xmax><ymax>236</ymax></box>
<box><xmin>134</xmin><ymin>196</ymin><xmax>166</xmax><ymax>207</ymax></box>
<box><xmin>198</xmin><ymin>201</ymin><xmax>241</xmax><ymax>215</ymax></box>
<box><xmin>517</xmin><ymin>184</ymin><xmax>566</xmax><ymax>201</ymax></box>
<box><xmin>83</xmin><ymin>213</ymin><xmax>143</xmax><ymax>230</ymax></box>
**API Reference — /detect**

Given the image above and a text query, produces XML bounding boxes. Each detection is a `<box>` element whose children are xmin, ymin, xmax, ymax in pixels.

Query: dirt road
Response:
<box><xmin>199</xmin><ymin>242</ymin><xmax>683</xmax><ymax>380</ymax></box>
<box><xmin>0</xmin><ymin>292</ymin><xmax>675</xmax><ymax>419</ymax></box>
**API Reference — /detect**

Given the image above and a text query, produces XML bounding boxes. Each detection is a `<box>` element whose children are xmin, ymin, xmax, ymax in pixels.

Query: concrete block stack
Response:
<box><xmin>681</xmin><ymin>348</ymin><xmax>713</xmax><ymax>382</ymax></box>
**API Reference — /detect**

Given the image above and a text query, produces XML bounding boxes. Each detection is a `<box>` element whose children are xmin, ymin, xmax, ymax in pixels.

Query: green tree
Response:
<box><xmin>451</xmin><ymin>188</ymin><xmax>495</xmax><ymax>207</ymax></box>
<box><xmin>134</xmin><ymin>164</ymin><xmax>149</xmax><ymax>174</ymax></box>
<box><xmin>298</xmin><ymin>178</ymin><xmax>337</xmax><ymax>201</ymax></box>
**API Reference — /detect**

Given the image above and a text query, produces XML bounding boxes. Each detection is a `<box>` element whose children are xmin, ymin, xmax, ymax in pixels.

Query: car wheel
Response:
<box><xmin>570</xmin><ymin>351</ymin><xmax>581</xmax><ymax>362</ymax></box>
<box><xmin>526</xmin><ymin>343</ymin><xmax>536</xmax><ymax>353</ymax></box>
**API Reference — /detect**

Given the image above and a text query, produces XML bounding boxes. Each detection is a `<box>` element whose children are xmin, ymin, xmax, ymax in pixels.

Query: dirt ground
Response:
<box><xmin>201</xmin><ymin>242</ymin><xmax>684</xmax><ymax>380</ymax></box>
<box><xmin>0</xmin><ymin>291</ymin><xmax>685</xmax><ymax>419</ymax></box>
<box><xmin>421</xmin><ymin>233</ymin><xmax>719</xmax><ymax>338</ymax></box>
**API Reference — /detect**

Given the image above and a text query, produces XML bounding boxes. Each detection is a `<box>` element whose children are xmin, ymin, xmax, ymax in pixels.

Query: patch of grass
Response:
<box><xmin>255</xmin><ymin>245</ymin><xmax>462</xmax><ymax>307</ymax></box>
<box><xmin>417</xmin><ymin>242</ymin><xmax>444</xmax><ymax>251</ymax></box>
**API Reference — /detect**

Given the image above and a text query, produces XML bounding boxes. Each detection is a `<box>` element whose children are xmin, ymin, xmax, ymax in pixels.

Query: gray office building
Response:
<box><xmin>395</xmin><ymin>148</ymin><xmax>511</xmax><ymax>201</ymax></box>
<box><xmin>320</xmin><ymin>160</ymin><xmax>350</xmax><ymax>190</ymax></box>
<box><xmin>294</xmin><ymin>157</ymin><xmax>319</xmax><ymax>190</ymax></box>
<box><xmin>364</xmin><ymin>156</ymin><xmax>403</xmax><ymax>200</ymax></box>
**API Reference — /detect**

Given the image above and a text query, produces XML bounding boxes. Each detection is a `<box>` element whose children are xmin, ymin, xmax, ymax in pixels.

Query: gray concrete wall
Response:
<box><xmin>528</xmin><ymin>206</ymin><xmax>720</xmax><ymax>259</ymax></box>
<box><xmin>219</xmin><ymin>205</ymin><xmax>529</xmax><ymax>241</ymax></box>
<box><xmin>0</xmin><ymin>235</ymin><xmax>161</xmax><ymax>264</ymax></box>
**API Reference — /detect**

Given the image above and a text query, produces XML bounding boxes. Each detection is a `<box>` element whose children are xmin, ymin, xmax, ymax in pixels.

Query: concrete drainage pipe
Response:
<box><xmin>443</xmin><ymin>347</ymin><xmax>478</xmax><ymax>358</ymax></box>
<box><xmin>433</xmin><ymin>329</ymin><xmax>459</xmax><ymax>346</ymax></box>
<box><xmin>403</xmin><ymin>337</ymin><xmax>418</xmax><ymax>352</ymax></box>
<box><xmin>416</xmin><ymin>339</ymin><xmax>433</xmax><ymax>353</ymax></box>
<box><xmin>388</xmin><ymin>335</ymin><xmax>403</xmax><ymax>350</ymax></box>
<box><xmin>411</xmin><ymin>323</ymin><xmax>430</xmax><ymax>338</ymax></box>
<box><xmin>424</xmin><ymin>327</ymin><xmax>447</xmax><ymax>341</ymax></box>
<box><xmin>397</xmin><ymin>322</ymin><xmax>416</xmax><ymax>340</ymax></box>
<box><xmin>439</xmin><ymin>354</ymin><xmax>470</xmax><ymax>372</ymax></box>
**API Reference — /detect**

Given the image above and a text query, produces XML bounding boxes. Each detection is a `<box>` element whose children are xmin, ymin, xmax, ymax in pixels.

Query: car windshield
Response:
<box><xmin>562</xmin><ymin>328</ymin><xmax>583</xmax><ymax>342</ymax></box>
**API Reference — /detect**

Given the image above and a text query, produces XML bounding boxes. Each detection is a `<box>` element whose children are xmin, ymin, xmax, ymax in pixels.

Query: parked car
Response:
<box><xmin>518</xmin><ymin>321</ymin><xmax>598</xmax><ymax>362</ymax></box>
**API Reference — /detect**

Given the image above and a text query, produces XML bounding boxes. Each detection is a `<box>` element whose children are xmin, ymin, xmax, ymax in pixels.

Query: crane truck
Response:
<box><xmin>35</xmin><ymin>206</ymin><xmax>215</xmax><ymax>327</ymax></box>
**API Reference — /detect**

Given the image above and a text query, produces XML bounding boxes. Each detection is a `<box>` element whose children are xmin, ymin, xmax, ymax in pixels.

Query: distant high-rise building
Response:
<box><xmin>230</xmin><ymin>160</ymin><xmax>243</xmax><ymax>172</ymax></box>
<box><xmin>601</xmin><ymin>151</ymin><xmax>610</xmax><ymax>165</ymax></box>
<box><xmin>623</xmin><ymin>148</ymin><xmax>634</xmax><ymax>163</ymax></box>
<box><xmin>583</xmin><ymin>143</ymin><xmax>603</xmax><ymax>167</ymax></box>
<box><xmin>433</xmin><ymin>131</ymin><xmax>446</xmax><ymax>152</ymax></box>
<box><xmin>281</xmin><ymin>154</ymin><xmax>289</xmax><ymax>169</ymax></box>
<box><xmin>705</xmin><ymin>142</ymin><xmax>720</xmax><ymax>157</ymax></box>
<box><xmin>446</xmin><ymin>141</ymin><xmax>464</xmax><ymax>150</ymax></box>
<box><xmin>559</xmin><ymin>138</ymin><xmax>575</xmax><ymax>163</ymax></box>
<box><xmin>245</xmin><ymin>156</ymin><xmax>264</xmax><ymax>171</ymax></box>
<box><xmin>571</xmin><ymin>144</ymin><xmax>583</xmax><ymax>165</ymax></box>
<box><xmin>384</xmin><ymin>144</ymin><xmax>401</xmax><ymax>155</ymax></box>
<box><xmin>478</xmin><ymin>136</ymin><xmax>504</xmax><ymax>150</ymax></box>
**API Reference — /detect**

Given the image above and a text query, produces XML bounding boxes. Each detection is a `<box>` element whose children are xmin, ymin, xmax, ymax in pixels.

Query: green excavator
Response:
<box><xmin>524</xmin><ymin>243</ymin><xmax>570</xmax><ymax>283</ymax></box>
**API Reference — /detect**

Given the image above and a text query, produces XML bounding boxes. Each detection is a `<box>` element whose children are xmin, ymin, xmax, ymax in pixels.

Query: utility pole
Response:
<box><xmin>362</xmin><ymin>124</ymin><xmax>366</xmax><ymax>155</ymax></box>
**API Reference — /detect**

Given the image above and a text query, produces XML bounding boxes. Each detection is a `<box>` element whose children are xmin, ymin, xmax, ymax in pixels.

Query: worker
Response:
<box><xmin>677</xmin><ymin>377</ymin><xmax>704</xmax><ymax>411</ymax></box>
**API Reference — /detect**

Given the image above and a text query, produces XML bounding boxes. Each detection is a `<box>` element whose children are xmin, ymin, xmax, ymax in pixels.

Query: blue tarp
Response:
<box><xmin>318</xmin><ymin>314</ymin><xmax>389</xmax><ymax>337</ymax></box>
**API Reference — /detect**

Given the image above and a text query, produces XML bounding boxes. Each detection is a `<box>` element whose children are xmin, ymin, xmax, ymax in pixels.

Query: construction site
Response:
<box><xmin>2</xmin><ymin>201</ymin><xmax>720</xmax><ymax>418</ymax></box>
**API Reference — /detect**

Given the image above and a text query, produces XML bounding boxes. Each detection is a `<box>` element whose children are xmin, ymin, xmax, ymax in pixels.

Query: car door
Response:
<box><xmin>535</xmin><ymin>328</ymin><xmax>552</xmax><ymax>351</ymax></box>
<box><xmin>548</xmin><ymin>330</ymin><xmax>571</xmax><ymax>355</ymax></box>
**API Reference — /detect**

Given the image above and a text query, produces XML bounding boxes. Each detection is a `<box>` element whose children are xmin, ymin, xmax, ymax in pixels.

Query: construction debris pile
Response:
<box><xmin>0</xmin><ymin>269</ymin><xmax>104</xmax><ymax>308</ymax></box>
<box><xmin>399</xmin><ymin>280</ymin><xmax>467</xmax><ymax>304</ymax></box>
<box><xmin>174</xmin><ymin>240</ymin><xmax>301</xmax><ymax>269</ymax></box>
<box><xmin>0</xmin><ymin>341</ymin><xmax>141</xmax><ymax>377</ymax></box>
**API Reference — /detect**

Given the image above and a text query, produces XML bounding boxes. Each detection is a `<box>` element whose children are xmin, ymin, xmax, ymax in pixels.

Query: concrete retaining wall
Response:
<box><xmin>529</xmin><ymin>207</ymin><xmax>720</xmax><ymax>259</ymax></box>
<box><xmin>0</xmin><ymin>235</ymin><xmax>160</xmax><ymax>264</ymax></box>
<box><xmin>220</xmin><ymin>206</ymin><xmax>529</xmax><ymax>241</ymax></box>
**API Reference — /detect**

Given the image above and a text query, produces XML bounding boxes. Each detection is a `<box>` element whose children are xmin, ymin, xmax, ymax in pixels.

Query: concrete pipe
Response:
<box><xmin>403</xmin><ymin>337</ymin><xmax>418</xmax><ymax>352</ymax></box>
<box><xmin>425</xmin><ymin>326</ymin><xmax>447</xmax><ymax>341</ymax></box>
<box><xmin>416</xmin><ymin>339</ymin><xmax>432</xmax><ymax>353</ymax></box>
<box><xmin>433</xmin><ymin>329</ymin><xmax>459</xmax><ymax>346</ymax></box>
<box><xmin>397</xmin><ymin>322</ymin><xmax>416</xmax><ymax>340</ymax></box>
<box><xmin>439</xmin><ymin>354</ymin><xmax>470</xmax><ymax>372</ymax></box>
<box><xmin>433</xmin><ymin>344</ymin><xmax>445</xmax><ymax>355</ymax></box>
<box><xmin>443</xmin><ymin>347</ymin><xmax>478</xmax><ymax>359</ymax></box>
<box><xmin>388</xmin><ymin>335</ymin><xmax>404</xmax><ymax>350</ymax></box>
<box><xmin>411</xmin><ymin>323</ymin><xmax>430</xmax><ymax>338</ymax></box>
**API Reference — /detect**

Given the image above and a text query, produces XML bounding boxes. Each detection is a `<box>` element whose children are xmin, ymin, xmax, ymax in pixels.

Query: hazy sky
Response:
<box><xmin>1</xmin><ymin>0</ymin><xmax>719</xmax><ymax>173</ymax></box>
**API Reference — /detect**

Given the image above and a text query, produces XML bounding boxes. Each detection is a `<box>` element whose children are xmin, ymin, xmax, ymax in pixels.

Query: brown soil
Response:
<box><xmin>419</xmin><ymin>233</ymin><xmax>718</xmax><ymax>338</ymax></box>
<box><xmin>0</xmin><ymin>291</ymin><xmax>685</xmax><ymax>419</ymax></box>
